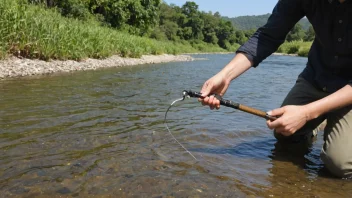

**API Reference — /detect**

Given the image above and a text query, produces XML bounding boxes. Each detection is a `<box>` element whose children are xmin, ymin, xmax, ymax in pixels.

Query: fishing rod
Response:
<box><xmin>164</xmin><ymin>90</ymin><xmax>277</xmax><ymax>161</ymax></box>
<box><xmin>182</xmin><ymin>90</ymin><xmax>277</xmax><ymax>121</ymax></box>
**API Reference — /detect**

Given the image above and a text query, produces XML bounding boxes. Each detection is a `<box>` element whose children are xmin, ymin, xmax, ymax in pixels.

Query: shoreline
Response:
<box><xmin>272</xmin><ymin>52</ymin><xmax>298</xmax><ymax>57</ymax></box>
<box><xmin>182</xmin><ymin>52</ymin><xmax>234</xmax><ymax>55</ymax></box>
<box><xmin>183</xmin><ymin>52</ymin><xmax>299</xmax><ymax>56</ymax></box>
<box><xmin>0</xmin><ymin>54</ymin><xmax>194</xmax><ymax>79</ymax></box>
<box><xmin>0</xmin><ymin>52</ymin><xmax>301</xmax><ymax>79</ymax></box>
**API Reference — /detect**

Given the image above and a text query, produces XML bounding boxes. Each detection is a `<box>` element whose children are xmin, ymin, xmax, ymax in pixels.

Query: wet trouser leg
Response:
<box><xmin>274</xmin><ymin>77</ymin><xmax>352</xmax><ymax>178</ymax></box>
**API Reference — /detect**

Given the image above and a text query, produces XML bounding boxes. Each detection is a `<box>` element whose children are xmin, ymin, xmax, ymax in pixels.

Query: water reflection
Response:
<box><xmin>191</xmin><ymin>137</ymin><xmax>275</xmax><ymax>160</ymax></box>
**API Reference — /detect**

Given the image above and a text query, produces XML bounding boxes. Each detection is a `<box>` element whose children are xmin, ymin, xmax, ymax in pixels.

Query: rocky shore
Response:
<box><xmin>272</xmin><ymin>52</ymin><xmax>298</xmax><ymax>57</ymax></box>
<box><xmin>0</xmin><ymin>54</ymin><xmax>194</xmax><ymax>79</ymax></box>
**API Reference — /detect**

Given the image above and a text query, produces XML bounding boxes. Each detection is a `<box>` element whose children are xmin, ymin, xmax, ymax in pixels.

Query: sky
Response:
<box><xmin>162</xmin><ymin>0</ymin><xmax>279</xmax><ymax>18</ymax></box>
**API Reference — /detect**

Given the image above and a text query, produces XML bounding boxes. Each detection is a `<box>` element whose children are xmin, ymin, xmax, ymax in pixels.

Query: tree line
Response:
<box><xmin>28</xmin><ymin>0</ymin><xmax>315</xmax><ymax>50</ymax></box>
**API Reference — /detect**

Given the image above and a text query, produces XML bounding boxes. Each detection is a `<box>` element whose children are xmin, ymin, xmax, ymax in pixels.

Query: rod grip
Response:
<box><xmin>238</xmin><ymin>104</ymin><xmax>277</xmax><ymax>121</ymax></box>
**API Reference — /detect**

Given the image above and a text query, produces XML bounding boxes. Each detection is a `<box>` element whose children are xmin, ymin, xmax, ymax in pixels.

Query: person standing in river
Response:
<box><xmin>199</xmin><ymin>0</ymin><xmax>352</xmax><ymax>178</ymax></box>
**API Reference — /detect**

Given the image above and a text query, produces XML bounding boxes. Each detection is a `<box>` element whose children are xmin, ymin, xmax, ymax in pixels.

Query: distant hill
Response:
<box><xmin>223</xmin><ymin>14</ymin><xmax>311</xmax><ymax>30</ymax></box>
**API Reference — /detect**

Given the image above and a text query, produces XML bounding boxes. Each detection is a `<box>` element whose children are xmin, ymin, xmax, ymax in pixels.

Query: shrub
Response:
<box><xmin>287</xmin><ymin>44</ymin><xmax>300</xmax><ymax>54</ymax></box>
<box><xmin>277</xmin><ymin>41</ymin><xmax>312</xmax><ymax>56</ymax></box>
<box><xmin>298</xmin><ymin>47</ymin><xmax>310</xmax><ymax>57</ymax></box>
<box><xmin>0</xmin><ymin>0</ymin><xmax>201</xmax><ymax>60</ymax></box>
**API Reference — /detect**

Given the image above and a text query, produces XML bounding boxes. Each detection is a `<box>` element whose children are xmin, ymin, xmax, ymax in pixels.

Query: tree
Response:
<box><xmin>28</xmin><ymin>0</ymin><xmax>244</xmax><ymax>50</ymax></box>
<box><xmin>214</xmin><ymin>11</ymin><xmax>221</xmax><ymax>18</ymax></box>
<box><xmin>304</xmin><ymin>25</ymin><xmax>315</xmax><ymax>41</ymax></box>
<box><xmin>286</xmin><ymin>23</ymin><xmax>305</xmax><ymax>41</ymax></box>
<box><xmin>181</xmin><ymin>1</ymin><xmax>198</xmax><ymax>17</ymax></box>
<box><xmin>188</xmin><ymin>16</ymin><xmax>204</xmax><ymax>40</ymax></box>
<box><xmin>201</xmin><ymin>12</ymin><xmax>219</xmax><ymax>44</ymax></box>
<box><xmin>243</xmin><ymin>28</ymin><xmax>256</xmax><ymax>40</ymax></box>
<box><xmin>217</xmin><ymin>21</ymin><xmax>235</xmax><ymax>48</ymax></box>
<box><xmin>235</xmin><ymin>30</ymin><xmax>246</xmax><ymax>45</ymax></box>
<box><xmin>28</xmin><ymin>0</ymin><xmax>55</xmax><ymax>7</ymax></box>
<box><xmin>90</xmin><ymin>0</ymin><xmax>161</xmax><ymax>35</ymax></box>
<box><xmin>161</xmin><ymin>20</ymin><xmax>179</xmax><ymax>40</ymax></box>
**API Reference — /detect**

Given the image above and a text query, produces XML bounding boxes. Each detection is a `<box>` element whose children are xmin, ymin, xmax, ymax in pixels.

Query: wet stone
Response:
<box><xmin>55</xmin><ymin>177</ymin><xmax>64</xmax><ymax>183</ymax></box>
<box><xmin>124</xmin><ymin>174</ymin><xmax>134</xmax><ymax>178</ymax></box>
<box><xmin>36</xmin><ymin>170</ymin><xmax>46</xmax><ymax>177</ymax></box>
<box><xmin>9</xmin><ymin>186</ymin><xmax>30</xmax><ymax>194</ymax></box>
<box><xmin>56</xmin><ymin>187</ymin><xmax>71</xmax><ymax>194</ymax></box>
<box><xmin>105</xmin><ymin>167</ymin><xmax>118</xmax><ymax>174</ymax></box>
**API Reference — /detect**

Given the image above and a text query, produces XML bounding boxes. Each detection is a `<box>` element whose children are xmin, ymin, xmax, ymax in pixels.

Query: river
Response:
<box><xmin>1</xmin><ymin>54</ymin><xmax>351</xmax><ymax>197</ymax></box>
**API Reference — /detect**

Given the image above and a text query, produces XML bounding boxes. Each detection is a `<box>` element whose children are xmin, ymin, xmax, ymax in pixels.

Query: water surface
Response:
<box><xmin>1</xmin><ymin>54</ymin><xmax>351</xmax><ymax>197</ymax></box>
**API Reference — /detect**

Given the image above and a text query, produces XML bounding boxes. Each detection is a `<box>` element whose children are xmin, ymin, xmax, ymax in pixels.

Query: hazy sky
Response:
<box><xmin>162</xmin><ymin>0</ymin><xmax>279</xmax><ymax>18</ymax></box>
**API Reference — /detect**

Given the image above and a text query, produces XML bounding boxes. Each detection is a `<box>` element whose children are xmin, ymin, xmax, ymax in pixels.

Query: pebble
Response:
<box><xmin>0</xmin><ymin>54</ymin><xmax>194</xmax><ymax>79</ymax></box>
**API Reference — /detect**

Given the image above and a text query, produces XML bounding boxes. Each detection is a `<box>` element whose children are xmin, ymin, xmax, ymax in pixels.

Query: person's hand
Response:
<box><xmin>266</xmin><ymin>105</ymin><xmax>310</xmax><ymax>136</ymax></box>
<box><xmin>199</xmin><ymin>73</ymin><xmax>230</xmax><ymax>110</ymax></box>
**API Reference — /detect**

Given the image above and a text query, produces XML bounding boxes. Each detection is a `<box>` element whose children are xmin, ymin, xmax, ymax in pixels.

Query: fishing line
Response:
<box><xmin>164</xmin><ymin>90</ymin><xmax>276</xmax><ymax>161</ymax></box>
<box><xmin>164</xmin><ymin>96</ymin><xmax>198</xmax><ymax>160</ymax></box>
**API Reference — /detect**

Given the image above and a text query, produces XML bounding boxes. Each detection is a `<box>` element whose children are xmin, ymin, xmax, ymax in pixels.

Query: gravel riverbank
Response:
<box><xmin>0</xmin><ymin>54</ymin><xmax>194</xmax><ymax>79</ymax></box>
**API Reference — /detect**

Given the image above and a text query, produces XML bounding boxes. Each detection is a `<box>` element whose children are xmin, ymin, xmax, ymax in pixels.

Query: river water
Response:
<box><xmin>0</xmin><ymin>54</ymin><xmax>351</xmax><ymax>197</ymax></box>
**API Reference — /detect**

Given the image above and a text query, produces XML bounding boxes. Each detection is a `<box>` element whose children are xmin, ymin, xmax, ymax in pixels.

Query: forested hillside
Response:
<box><xmin>223</xmin><ymin>14</ymin><xmax>311</xmax><ymax>30</ymax></box>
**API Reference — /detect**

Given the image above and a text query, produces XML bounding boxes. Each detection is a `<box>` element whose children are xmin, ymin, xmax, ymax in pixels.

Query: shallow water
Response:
<box><xmin>1</xmin><ymin>54</ymin><xmax>351</xmax><ymax>197</ymax></box>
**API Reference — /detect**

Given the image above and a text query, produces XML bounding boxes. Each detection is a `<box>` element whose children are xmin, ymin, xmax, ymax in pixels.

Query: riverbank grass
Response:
<box><xmin>277</xmin><ymin>41</ymin><xmax>312</xmax><ymax>57</ymax></box>
<box><xmin>0</xmin><ymin>0</ymin><xmax>226</xmax><ymax>61</ymax></box>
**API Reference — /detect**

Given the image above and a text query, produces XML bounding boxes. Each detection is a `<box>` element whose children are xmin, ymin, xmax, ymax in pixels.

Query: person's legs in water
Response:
<box><xmin>274</xmin><ymin>77</ymin><xmax>327</xmax><ymax>144</ymax></box>
<box><xmin>320</xmin><ymin>106</ymin><xmax>352</xmax><ymax>178</ymax></box>
<box><xmin>274</xmin><ymin>77</ymin><xmax>352</xmax><ymax>178</ymax></box>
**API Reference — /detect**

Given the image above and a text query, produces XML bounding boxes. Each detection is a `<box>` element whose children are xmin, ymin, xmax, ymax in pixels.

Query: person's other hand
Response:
<box><xmin>266</xmin><ymin>105</ymin><xmax>310</xmax><ymax>136</ymax></box>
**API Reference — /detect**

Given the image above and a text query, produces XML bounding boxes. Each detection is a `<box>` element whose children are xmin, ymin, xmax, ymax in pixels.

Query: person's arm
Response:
<box><xmin>267</xmin><ymin>85</ymin><xmax>352</xmax><ymax>135</ymax></box>
<box><xmin>200</xmin><ymin>0</ymin><xmax>305</xmax><ymax>109</ymax></box>
<box><xmin>236</xmin><ymin>0</ymin><xmax>305</xmax><ymax>67</ymax></box>
<box><xmin>200</xmin><ymin>53</ymin><xmax>252</xmax><ymax>109</ymax></box>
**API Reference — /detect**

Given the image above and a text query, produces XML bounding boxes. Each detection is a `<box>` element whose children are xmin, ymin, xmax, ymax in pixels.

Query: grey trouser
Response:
<box><xmin>274</xmin><ymin>77</ymin><xmax>352</xmax><ymax>178</ymax></box>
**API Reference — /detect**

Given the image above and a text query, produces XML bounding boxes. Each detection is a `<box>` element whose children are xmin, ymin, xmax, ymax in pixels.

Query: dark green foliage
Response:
<box><xmin>28</xmin><ymin>0</ymin><xmax>161</xmax><ymax>36</ymax></box>
<box><xmin>0</xmin><ymin>0</ymin><xmax>204</xmax><ymax>60</ymax></box>
<box><xmin>89</xmin><ymin>0</ymin><xmax>161</xmax><ymax>36</ymax></box>
<box><xmin>156</xmin><ymin>2</ymin><xmax>238</xmax><ymax>51</ymax></box>
<box><xmin>8</xmin><ymin>0</ymin><xmax>313</xmax><ymax>61</ymax></box>
<box><xmin>234</xmin><ymin>30</ymin><xmax>247</xmax><ymax>45</ymax></box>
<box><xmin>278</xmin><ymin>41</ymin><xmax>312</xmax><ymax>57</ymax></box>
<box><xmin>182</xmin><ymin>1</ymin><xmax>198</xmax><ymax>16</ymax></box>
<box><xmin>150</xmin><ymin>27</ymin><xmax>168</xmax><ymax>41</ymax></box>
<box><xmin>57</xmin><ymin>0</ymin><xmax>91</xmax><ymax>20</ymax></box>
<box><xmin>286</xmin><ymin>23</ymin><xmax>305</xmax><ymax>42</ymax></box>
<box><xmin>298</xmin><ymin>47</ymin><xmax>310</xmax><ymax>57</ymax></box>
<box><xmin>26</xmin><ymin>0</ymin><xmax>312</xmax><ymax>51</ymax></box>
<box><xmin>243</xmin><ymin>29</ymin><xmax>256</xmax><ymax>39</ymax></box>
<box><xmin>304</xmin><ymin>25</ymin><xmax>315</xmax><ymax>41</ymax></box>
<box><xmin>28</xmin><ymin>0</ymin><xmax>92</xmax><ymax>20</ymax></box>
<box><xmin>287</xmin><ymin>45</ymin><xmax>300</xmax><ymax>54</ymax></box>
<box><xmin>223</xmin><ymin>14</ymin><xmax>272</xmax><ymax>30</ymax></box>
<box><xmin>224</xmin><ymin>14</ymin><xmax>311</xmax><ymax>30</ymax></box>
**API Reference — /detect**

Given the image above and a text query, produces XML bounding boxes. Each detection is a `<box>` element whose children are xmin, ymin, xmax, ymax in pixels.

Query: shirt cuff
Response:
<box><xmin>236</xmin><ymin>47</ymin><xmax>260</xmax><ymax>68</ymax></box>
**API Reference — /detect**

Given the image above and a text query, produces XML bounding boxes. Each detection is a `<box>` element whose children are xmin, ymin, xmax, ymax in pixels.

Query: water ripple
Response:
<box><xmin>0</xmin><ymin>55</ymin><xmax>351</xmax><ymax>197</ymax></box>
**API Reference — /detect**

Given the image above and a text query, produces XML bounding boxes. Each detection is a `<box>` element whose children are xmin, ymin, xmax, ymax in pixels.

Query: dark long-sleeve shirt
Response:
<box><xmin>236</xmin><ymin>0</ymin><xmax>352</xmax><ymax>93</ymax></box>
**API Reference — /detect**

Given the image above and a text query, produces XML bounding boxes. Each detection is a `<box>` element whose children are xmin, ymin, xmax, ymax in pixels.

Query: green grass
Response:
<box><xmin>0</xmin><ymin>0</ymin><xmax>312</xmax><ymax>61</ymax></box>
<box><xmin>277</xmin><ymin>41</ymin><xmax>312</xmax><ymax>57</ymax></box>
<box><xmin>0</xmin><ymin>0</ymin><xmax>227</xmax><ymax>61</ymax></box>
